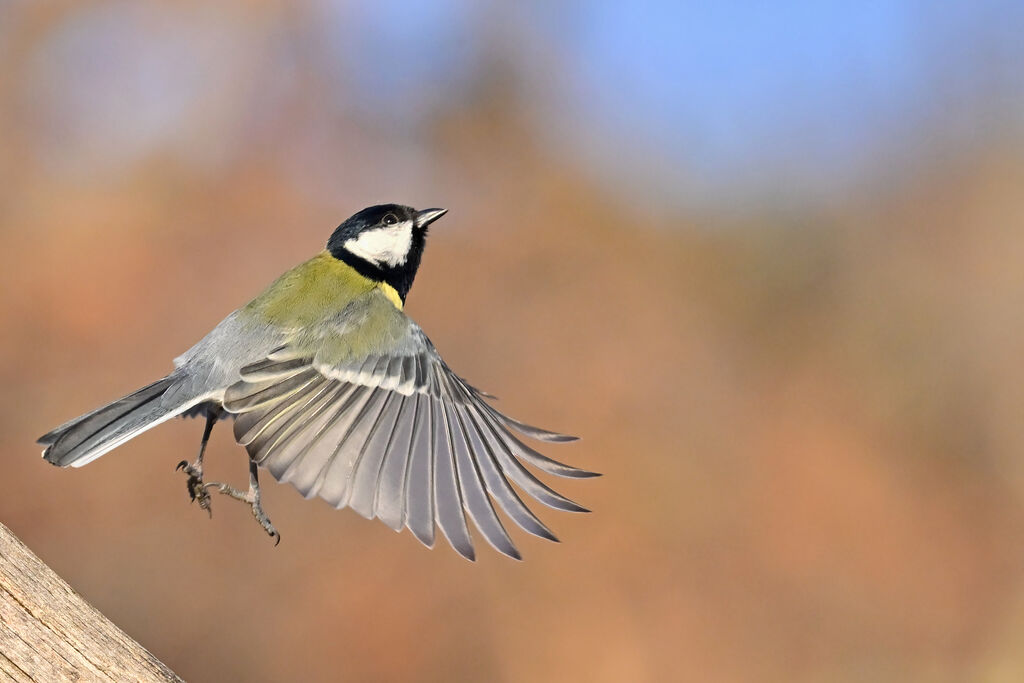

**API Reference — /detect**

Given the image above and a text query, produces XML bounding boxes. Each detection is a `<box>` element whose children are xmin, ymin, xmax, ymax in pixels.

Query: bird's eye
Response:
<box><xmin>383</xmin><ymin>213</ymin><xmax>398</xmax><ymax>226</ymax></box>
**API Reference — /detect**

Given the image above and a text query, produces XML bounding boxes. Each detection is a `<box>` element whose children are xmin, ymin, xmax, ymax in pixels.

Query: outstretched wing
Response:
<box><xmin>221</xmin><ymin>291</ymin><xmax>596</xmax><ymax>560</ymax></box>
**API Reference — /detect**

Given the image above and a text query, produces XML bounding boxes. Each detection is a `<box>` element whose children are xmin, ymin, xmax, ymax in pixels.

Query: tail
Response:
<box><xmin>39</xmin><ymin>376</ymin><xmax>193</xmax><ymax>468</ymax></box>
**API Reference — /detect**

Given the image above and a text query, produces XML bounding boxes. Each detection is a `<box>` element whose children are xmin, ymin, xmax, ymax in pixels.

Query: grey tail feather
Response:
<box><xmin>39</xmin><ymin>375</ymin><xmax>190</xmax><ymax>468</ymax></box>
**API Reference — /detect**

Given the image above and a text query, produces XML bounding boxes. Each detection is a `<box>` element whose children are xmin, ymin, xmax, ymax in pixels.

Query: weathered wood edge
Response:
<box><xmin>0</xmin><ymin>522</ymin><xmax>182</xmax><ymax>682</ymax></box>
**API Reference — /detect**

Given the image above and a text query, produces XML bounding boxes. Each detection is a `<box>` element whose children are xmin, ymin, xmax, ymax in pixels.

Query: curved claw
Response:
<box><xmin>175</xmin><ymin>460</ymin><xmax>188</xmax><ymax>472</ymax></box>
<box><xmin>254</xmin><ymin>511</ymin><xmax>280</xmax><ymax>546</ymax></box>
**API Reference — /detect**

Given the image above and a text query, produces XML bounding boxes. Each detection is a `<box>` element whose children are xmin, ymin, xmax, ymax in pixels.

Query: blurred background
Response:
<box><xmin>2</xmin><ymin>1</ymin><xmax>1024</xmax><ymax>681</ymax></box>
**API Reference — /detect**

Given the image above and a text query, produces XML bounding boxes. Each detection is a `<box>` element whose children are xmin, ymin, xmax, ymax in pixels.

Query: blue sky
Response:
<box><xmin>19</xmin><ymin>1</ymin><xmax>1024</xmax><ymax>210</ymax></box>
<box><xmin>321</xmin><ymin>0</ymin><xmax>1024</xmax><ymax>206</ymax></box>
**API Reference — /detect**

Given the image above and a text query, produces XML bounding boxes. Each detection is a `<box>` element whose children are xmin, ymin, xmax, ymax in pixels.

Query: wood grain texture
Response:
<box><xmin>0</xmin><ymin>523</ymin><xmax>181</xmax><ymax>682</ymax></box>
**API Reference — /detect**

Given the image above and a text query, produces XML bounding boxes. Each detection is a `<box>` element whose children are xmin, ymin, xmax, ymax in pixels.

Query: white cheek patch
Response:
<box><xmin>344</xmin><ymin>221</ymin><xmax>414</xmax><ymax>267</ymax></box>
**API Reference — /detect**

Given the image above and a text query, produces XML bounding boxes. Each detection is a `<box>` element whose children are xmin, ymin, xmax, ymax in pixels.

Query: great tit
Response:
<box><xmin>38</xmin><ymin>205</ymin><xmax>595</xmax><ymax>560</ymax></box>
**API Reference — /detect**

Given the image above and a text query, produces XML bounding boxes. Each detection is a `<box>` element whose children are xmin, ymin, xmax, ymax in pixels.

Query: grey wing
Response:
<box><xmin>221</xmin><ymin>325</ymin><xmax>596</xmax><ymax>561</ymax></box>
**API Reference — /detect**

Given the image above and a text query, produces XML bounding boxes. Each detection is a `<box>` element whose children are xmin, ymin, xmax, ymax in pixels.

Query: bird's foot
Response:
<box><xmin>176</xmin><ymin>459</ymin><xmax>213</xmax><ymax>517</ymax></box>
<box><xmin>199</xmin><ymin>475</ymin><xmax>280</xmax><ymax>546</ymax></box>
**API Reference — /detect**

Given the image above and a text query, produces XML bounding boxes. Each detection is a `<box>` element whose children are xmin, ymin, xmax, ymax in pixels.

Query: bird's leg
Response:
<box><xmin>200</xmin><ymin>458</ymin><xmax>280</xmax><ymax>545</ymax></box>
<box><xmin>176</xmin><ymin>409</ymin><xmax>219</xmax><ymax>516</ymax></box>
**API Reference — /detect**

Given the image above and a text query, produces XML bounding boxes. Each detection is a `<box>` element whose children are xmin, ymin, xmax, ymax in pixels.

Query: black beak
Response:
<box><xmin>415</xmin><ymin>208</ymin><xmax>447</xmax><ymax>228</ymax></box>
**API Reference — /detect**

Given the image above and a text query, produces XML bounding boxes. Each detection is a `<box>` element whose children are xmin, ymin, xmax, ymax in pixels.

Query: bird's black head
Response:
<box><xmin>327</xmin><ymin>204</ymin><xmax>447</xmax><ymax>302</ymax></box>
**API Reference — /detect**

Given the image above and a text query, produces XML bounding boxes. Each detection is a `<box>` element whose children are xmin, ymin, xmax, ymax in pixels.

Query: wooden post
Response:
<box><xmin>0</xmin><ymin>523</ymin><xmax>181</xmax><ymax>682</ymax></box>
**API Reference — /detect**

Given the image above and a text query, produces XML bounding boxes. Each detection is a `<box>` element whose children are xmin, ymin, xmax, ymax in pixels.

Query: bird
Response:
<box><xmin>37</xmin><ymin>204</ymin><xmax>597</xmax><ymax>560</ymax></box>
